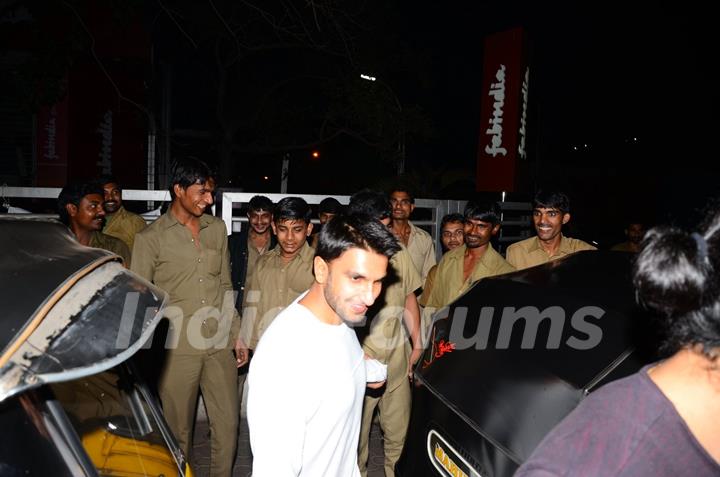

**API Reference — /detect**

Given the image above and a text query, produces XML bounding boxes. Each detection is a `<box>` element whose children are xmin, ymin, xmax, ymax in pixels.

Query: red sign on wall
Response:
<box><xmin>36</xmin><ymin>92</ymin><xmax>69</xmax><ymax>187</ymax></box>
<box><xmin>476</xmin><ymin>27</ymin><xmax>529</xmax><ymax>192</ymax></box>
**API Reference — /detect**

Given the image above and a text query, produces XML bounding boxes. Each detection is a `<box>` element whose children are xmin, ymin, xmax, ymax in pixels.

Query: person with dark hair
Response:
<box><xmin>58</xmin><ymin>181</ymin><xmax>131</xmax><ymax>265</ymax></box>
<box><xmin>229</xmin><ymin>195</ymin><xmax>276</xmax><ymax>308</ymax></box>
<box><xmin>240</xmin><ymin>196</ymin><xmax>315</xmax><ymax>351</ymax></box>
<box><xmin>97</xmin><ymin>175</ymin><xmax>146</xmax><ymax>251</ymax></box>
<box><xmin>130</xmin><ymin>157</ymin><xmax>244</xmax><ymax>477</ymax></box>
<box><xmin>516</xmin><ymin>211</ymin><xmax>720</xmax><ymax>476</ymax></box>
<box><xmin>423</xmin><ymin>201</ymin><xmax>513</xmax><ymax>311</ymax></box>
<box><xmin>611</xmin><ymin>220</ymin><xmax>646</xmax><ymax>253</ymax></box>
<box><xmin>310</xmin><ymin>196</ymin><xmax>344</xmax><ymax>248</ymax></box>
<box><xmin>418</xmin><ymin>213</ymin><xmax>465</xmax><ymax>306</ymax></box>
<box><xmin>506</xmin><ymin>190</ymin><xmax>595</xmax><ymax>270</ymax></box>
<box><xmin>247</xmin><ymin>213</ymin><xmax>400</xmax><ymax>476</ymax></box>
<box><xmin>348</xmin><ymin>189</ymin><xmax>423</xmax><ymax>477</ymax></box>
<box><xmin>389</xmin><ymin>186</ymin><xmax>436</xmax><ymax>283</ymax></box>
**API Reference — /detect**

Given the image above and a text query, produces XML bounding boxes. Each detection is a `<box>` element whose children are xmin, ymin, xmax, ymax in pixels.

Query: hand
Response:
<box><xmin>407</xmin><ymin>348</ymin><xmax>422</xmax><ymax>379</ymax></box>
<box><xmin>234</xmin><ymin>338</ymin><xmax>249</xmax><ymax>368</ymax></box>
<box><xmin>366</xmin><ymin>380</ymin><xmax>386</xmax><ymax>390</ymax></box>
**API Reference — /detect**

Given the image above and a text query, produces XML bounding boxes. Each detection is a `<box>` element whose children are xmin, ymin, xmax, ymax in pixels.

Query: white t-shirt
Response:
<box><xmin>247</xmin><ymin>300</ymin><xmax>366</xmax><ymax>477</ymax></box>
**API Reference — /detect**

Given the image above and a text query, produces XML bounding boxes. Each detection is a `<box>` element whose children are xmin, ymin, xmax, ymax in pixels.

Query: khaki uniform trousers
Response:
<box><xmin>358</xmin><ymin>378</ymin><xmax>411</xmax><ymax>477</ymax></box>
<box><xmin>159</xmin><ymin>350</ymin><xmax>239</xmax><ymax>477</ymax></box>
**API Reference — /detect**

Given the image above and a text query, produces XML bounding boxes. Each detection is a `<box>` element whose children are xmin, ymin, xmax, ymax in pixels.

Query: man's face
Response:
<box><xmin>102</xmin><ymin>182</ymin><xmax>122</xmax><ymax>214</ymax></box>
<box><xmin>464</xmin><ymin>218</ymin><xmax>499</xmax><ymax>249</ymax></box>
<box><xmin>272</xmin><ymin>219</ymin><xmax>312</xmax><ymax>258</ymax></box>
<box><xmin>248</xmin><ymin>209</ymin><xmax>272</xmax><ymax>234</ymax></box>
<box><xmin>533</xmin><ymin>207</ymin><xmax>569</xmax><ymax>242</ymax></box>
<box><xmin>175</xmin><ymin>179</ymin><xmax>215</xmax><ymax>218</ymax></box>
<box><xmin>319</xmin><ymin>212</ymin><xmax>336</xmax><ymax>225</ymax></box>
<box><xmin>441</xmin><ymin>221</ymin><xmax>465</xmax><ymax>251</ymax></box>
<box><xmin>390</xmin><ymin>191</ymin><xmax>414</xmax><ymax>220</ymax></box>
<box><xmin>69</xmin><ymin>193</ymin><xmax>105</xmax><ymax>232</ymax></box>
<box><xmin>627</xmin><ymin>223</ymin><xmax>645</xmax><ymax>244</ymax></box>
<box><xmin>322</xmin><ymin>248</ymin><xmax>388</xmax><ymax>325</ymax></box>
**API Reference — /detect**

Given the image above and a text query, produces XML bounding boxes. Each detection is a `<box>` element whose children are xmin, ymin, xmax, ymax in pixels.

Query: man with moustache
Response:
<box><xmin>229</xmin><ymin>195</ymin><xmax>276</xmax><ymax>308</ymax></box>
<box><xmin>98</xmin><ymin>175</ymin><xmax>147</xmax><ymax>251</ymax></box>
<box><xmin>131</xmin><ymin>158</ymin><xmax>245</xmax><ymax>477</ymax></box>
<box><xmin>388</xmin><ymin>186</ymin><xmax>436</xmax><ymax>282</ymax></box>
<box><xmin>423</xmin><ymin>202</ymin><xmax>514</xmax><ymax>311</ymax></box>
<box><xmin>58</xmin><ymin>181</ymin><xmax>131</xmax><ymax>265</ymax></box>
<box><xmin>240</xmin><ymin>196</ymin><xmax>315</xmax><ymax>351</ymax></box>
<box><xmin>247</xmin><ymin>213</ymin><xmax>400</xmax><ymax>476</ymax></box>
<box><xmin>611</xmin><ymin>220</ymin><xmax>646</xmax><ymax>253</ymax></box>
<box><xmin>506</xmin><ymin>190</ymin><xmax>596</xmax><ymax>270</ymax></box>
<box><xmin>419</xmin><ymin>213</ymin><xmax>465</xmax><ymax>306</ymax></box>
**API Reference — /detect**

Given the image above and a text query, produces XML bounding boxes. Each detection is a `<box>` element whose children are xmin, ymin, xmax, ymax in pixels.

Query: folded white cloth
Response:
<box><xmin>365</xmin><ymin>358</ymin><xmax>388</xmax><ymax>383</ymax></box>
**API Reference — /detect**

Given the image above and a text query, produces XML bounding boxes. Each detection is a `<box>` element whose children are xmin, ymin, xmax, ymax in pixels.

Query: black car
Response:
<box><xmin>397</xmin><ymin>251</ymin><xmax>658</xmax><ymax>477</ymax></box>
<box><xmin>0</xmin><ymin>217</ymin><xmax>193</xmax><ymax>476</ymax></box>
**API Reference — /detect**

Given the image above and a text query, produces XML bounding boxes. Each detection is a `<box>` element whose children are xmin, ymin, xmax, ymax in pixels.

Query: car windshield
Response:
<box><xmin>51</xmin><ymin>365</ymin><xmax>182</xmax><ymax>477</ymax></box>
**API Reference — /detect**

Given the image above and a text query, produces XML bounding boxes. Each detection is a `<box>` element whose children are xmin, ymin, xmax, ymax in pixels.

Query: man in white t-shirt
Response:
<box><xmin>247</xmin><ymin>212</ymin><xmax>402</xmax><ymax>476</ymax></box>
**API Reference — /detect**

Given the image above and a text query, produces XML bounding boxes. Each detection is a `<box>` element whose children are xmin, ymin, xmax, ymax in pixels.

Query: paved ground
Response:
<box><xmin>190</xmin><ymin>396</ymin><xmax>386</xmax><ymax>477</ymax></box>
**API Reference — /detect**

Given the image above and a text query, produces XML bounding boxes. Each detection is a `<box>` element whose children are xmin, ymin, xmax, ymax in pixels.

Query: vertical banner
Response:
<box><xmin>476</xmin><ymin>27</ymin><xmax>529</xmax><ymax>192</ymax></box>
<box><xmin>36</xmin><ymin>92</ymin><xmax>69</xmax><ymax>187</ymax></box>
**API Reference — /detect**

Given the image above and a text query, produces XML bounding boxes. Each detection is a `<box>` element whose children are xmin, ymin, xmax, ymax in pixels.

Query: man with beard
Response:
<box><xmin>131</xmin><ymin>158</ymin><xmax>245</xmax><ymax>477</ymax></box>
<box><xmin>388</xmin><ymin>186</ymin><xmax>436</xmax><ymax>283</ymax></box>
<box><xmin>506</xmin><ymin>190</ymin><xmax>595</xmax><ymax>270</ymax></box>
<box><xmin>611</xmin><ymin>220</ymin><xmax>646</xmax><ymax>253</ymax></box>
<box><xmin>58</xmin><ymin>181</ymin><xmax>131</xmax><ymax>265</ymax></box>
<box><xmin>240</xmin><ymin>196</ymin><xmax>315</xmax><ymax>351</ymax></box>
<box><xmin>98</xmin><ymin>176</ymin><xmax>147</xmax><ymax>251</ymax></box>
<box><xmin>419</xmin><ymin>213</ymin><xmax>465</xmax><ymax>307</ymax></box>
<box><xmin>423</xmin><ymin>202</ymin><xmax>514</xmax><ymax>311</ymax></box>
<box><xmin>247</xmin><ymin>213</ymin><xmax>400</xmax><ymax>476</ymax></box>
<box><xmin>229</xmin><ymin>195</ymin><xmax>276</xmax><ymax>308</ymax></box>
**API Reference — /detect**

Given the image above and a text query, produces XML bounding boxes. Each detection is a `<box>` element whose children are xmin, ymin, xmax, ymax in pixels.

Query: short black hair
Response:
<box><xmin>274</xmin><ymin>197</ymin><xmax>312</xmax><ymax>224</ymax></box>
<box><xmin>248</xmin><ymin>195</ymin><xmax>273</xmax><ymax>213</ymax></box>
<box><xmin>389</xmin><ymin>186</ymin><xmax>415</xmax><ymax>204</ymax></box>
<box><xmin>633</xmin><ymin>209</ymin><xmax>720</xmax><ymax>357</ymax></box>
<box><xmin>318</xmin><ymin>197</ymin><xmax>343</xmax><ymax>215</ymax></box>
<box><xmin>533</xmin><ymin>190</ymin><xmax>570</xmax><ymax>214</ymax></box>
<box><xmin>316</xmin><ymin>213</ymin><xmax>400</xmax><ymax>263</ymax></box>
<box><xmin>464</xmin><ymin>201</ymin><xmax>501</xmax><ymax>225</ymax></box>
<box><xmin>97</xmin><ymin>175</ymin><xmax>120</xmax><ymax>188</ymax></box>
<box><xmin>57</xmin><ymin>181</ymin><xmax>104</xmax><ymax>225</ymax></box>
<box><xmin>441</xmin><ymin>213</ymin><xmax>465</xmax><ymax>229</ymax></box>
<box><xmin>347</xmin><ymin>189</ymin><xmax>391</xmax><ymax>221</ymax></box>
<box><xmin>169</xmin><ymin>157</ymin><xmax>214</xmax><ymax>200</ymax></box>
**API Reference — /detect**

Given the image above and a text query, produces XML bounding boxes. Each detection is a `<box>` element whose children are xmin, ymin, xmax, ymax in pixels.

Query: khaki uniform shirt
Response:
<box><xmin>418</xmin><ymin>264</ymin><xmax>438</xmax><ymax>307</ymax></box>
<box><xmin>241</xmin><ymin>241</ymin><xmax>315</xmax><ymax>349</ymax></box>
<box><xmin>506</xmin><ymin>235</ymin><xmax>597</xmax><ymax>270</ymax></box>
<box><xmin>246</xmin><ymin>237</ymin><xmax>270</xmax><ymax>280</ymax></box>
<box><xmin>362</xmin><ymin>246</ymin><xmax>422</xmax><ymax>392</ymax></box>
<box><xmin>424</xmin><ymin>244</ymin><xmax>515</xmax><ymax>310</ymax></box>
<box><xmin>130</xmin><ymin>211</ymin><xmax>240</xmax><ymax>355</ymax></box>
<box><xmin>406</xmin><ymin>222</ymin><xmax>436</xmax><ymax>283</ymax></box>
<box><xmin>610</xmin><ymin>241</ymin><xmax>638</xmax><ymax>253</ymax></box>
<box><xmin>103</xmin><ymin>206</ymin><xmax>147</xmax><ymax>252</ymax></box>
<box><xmin>90</xmin><ymin>231</ymin><xmax>132</xmax><ymax>267</ymax></box>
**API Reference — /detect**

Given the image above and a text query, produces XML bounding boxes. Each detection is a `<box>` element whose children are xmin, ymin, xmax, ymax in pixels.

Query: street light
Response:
<box><xmin>360</xmin><ymin>73</ymin><xmax>405</xmax><ymax>175</ymax></box>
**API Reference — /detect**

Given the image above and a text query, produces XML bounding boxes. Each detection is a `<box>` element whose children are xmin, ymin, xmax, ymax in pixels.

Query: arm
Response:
<box><xmin>130</xmin><ymin>232</ymin><xmax>155</xmax><ymax>283</ymax></box>
<box><xmin>403</xmin><ymin>292</ymin><xmax>423</xmax><ymax>378</ymax></box>
<box><xmin>220</xmin><ymin>230</ymin><xmax>248</xmax><ymax>366</ymax></box>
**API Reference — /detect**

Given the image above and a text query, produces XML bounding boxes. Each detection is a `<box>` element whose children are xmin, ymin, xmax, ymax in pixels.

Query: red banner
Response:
<box><xmin>476</xmin><ymin>27</ymin><xmax>529</xmax><ymax>192</ymax></box>
<box><xmin>36</xmin><ymin>91</ymin><xmax>69</xmax><ymax>187</ymax></box>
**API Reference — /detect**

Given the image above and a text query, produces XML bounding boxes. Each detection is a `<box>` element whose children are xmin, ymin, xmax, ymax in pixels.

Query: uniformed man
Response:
<box><xmin>349</xmin><ymin>189</ymin><xmax>423</xmax><ymax>477</ymax></box>
<box><xmin>388</xmin><ymin>186</ymin><xmax>436</xmax><ymax>283</ymax></box>
<box><xmin>506</xmin><ymin>190</ymin><xmax>596</xmax><ymax>270</ymax></box>
<box><xmin>131</xmin><ymin>158</ymin><xmax>245</xmax><ymax>477</ymax></box>
<box><xmin>98</xmin><ymin>175</ymin><xmax>147</xmax><ymax>251</ymax></box>
<box><xmin>423</xmin><ymin>202</ymin><xmax>514</xmax><ymax>312</ymax></box>
<box><xmin>58</xmin><ymin>181</ymin><xmax>131</xmax><ymax>265</ymax></box>
<box><xmin>418</xmin><ymin>213</ymin><xmax>465</xmax><ymax>307</ymax></box>
<box><xmin>240</xmin><ymin>196</ymin><xmax>315</xmax><ymax>351</ymax></box>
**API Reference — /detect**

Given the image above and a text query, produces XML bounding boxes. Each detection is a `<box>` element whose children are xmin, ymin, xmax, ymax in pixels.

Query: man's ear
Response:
<box><xmin>173</xmin><ymin>183</ymin><xmax>184</xmax><ymax>199</ymax></box>
<box><xmin>562</xmin><ymin>213</ymin><xmax>571</xmax><ymax>225</ymax></box>
<box><xmin>271</xmin><ymin>221</ymin><xmax>278</xmax><ymax>235</ymax></box>
<box><xmin>306</xmin><ymin>222</ymin><xmax>313</xmax><ymax>237</ymax></box>
<box><xmin>66</xmin><ymin>203</ymin><xmax>78</xmax><ymax>218</ymax></box>
<box><xmin>491</xmin><ymin>223</ymin><xmax>501</xmax><ymax>236</ymax></box>
<box><xmin>313</xmin><ymin>256</ymin><xmax>328</xmax><ymax>284</ymax></box>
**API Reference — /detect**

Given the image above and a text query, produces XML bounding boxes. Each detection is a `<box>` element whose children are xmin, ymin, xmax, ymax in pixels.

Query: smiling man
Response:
<box><xmin>423</xmin><ymin>202</ymin><xmax>514</xmax><ymax>310</ymax></box>
<box><xmin>240</xmin><ymin>196</ymin><xmax>316</xmax><ymax>351</ymax></box>
<box><xmin>131</xmin><ymin>158</ymin><xmax>244</xmax><ymax>477</ymax></box>
<box><xmin>98</xmin><ymin>175</ymin><xmax>147</xmax><ymax>252</ymax></box>
<box><xmin>247</xmin><ymin>213</ymin><xmax>401</xmax><ymax>476</ymax></box>
<box><xmin>506</xmin><ymin>190</ymin><xmax>596</xmax><ymax>270</ymax></box>
<box><xmin>58</xmin><ymin>181</ymin><xmax>131</xmax><ymax>265</ymax></box>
